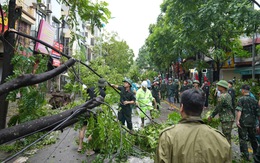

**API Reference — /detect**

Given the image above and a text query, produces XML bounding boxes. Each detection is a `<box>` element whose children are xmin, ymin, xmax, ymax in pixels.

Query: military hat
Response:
<box><xmin>241</xmin><ymin>84</ymin><xmax>250</xmax><ymax>91</ymax></box>
<box><xmin>122</xmin><ymin>78</ymin><xmax>132</xmax><ymax>86</ymax></box>
<box><xmin>216</xmin><ymin>80</ymin><xmax>229</xmax><ymax>89</ymax></box>
<box><xmin>97</xmin><ymin>78</ymin><xmax>107</xmax><ymax>87</ymax></box>
<box><xmin>193</xmin><ymin>80</ymin><xmax>200</xmax><ymax>84</ymax></box>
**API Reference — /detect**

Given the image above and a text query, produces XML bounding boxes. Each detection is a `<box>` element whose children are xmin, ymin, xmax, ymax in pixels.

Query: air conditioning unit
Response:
<box><xmin>46</xmin><ymin>3</ymin><xmax>52</xmax><ymax>13</ymax></box>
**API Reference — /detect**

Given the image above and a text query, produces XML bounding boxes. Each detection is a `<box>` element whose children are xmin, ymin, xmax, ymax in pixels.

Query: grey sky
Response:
<box><xmin>105</xmin><ymin>0</ymin><xmax>163</xmax><ymax>58</ymax></box>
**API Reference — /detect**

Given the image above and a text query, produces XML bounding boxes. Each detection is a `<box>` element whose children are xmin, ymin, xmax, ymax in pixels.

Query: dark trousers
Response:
<box><xmin>174</xmin><ymin>93</ymin><xmax>179</xmax><ymax>103</ymax></box>
<box><xmin>118</xmin><ymin>107</ymin><xmax>132</xmax><ymax>130</ymax></box>
<box><xmin>238</xmin><ymin>126</ymin><xmax>258</xmax><ymax>160</ymax></box>
<box><xmin>204</xmin><ymin>95</ymin><xmax>209</xmax><ymax>107</ymax></box>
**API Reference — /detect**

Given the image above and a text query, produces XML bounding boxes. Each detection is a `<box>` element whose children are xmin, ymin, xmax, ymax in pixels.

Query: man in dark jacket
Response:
<box><xmin>78</xmin><ymin>78</ymin><xmax>107</xmax><ymax>154</ymax></box>
<box><xmin>111</xmin><ymin>78</ymin><xmax>136</xmax><ymax>131</ymax></box>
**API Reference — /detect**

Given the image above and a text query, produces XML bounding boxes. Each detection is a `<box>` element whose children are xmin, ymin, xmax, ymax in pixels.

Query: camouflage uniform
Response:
<box><xmin>210</xmin><ymin>92</ymin><xmax>234</xmax><ymax>144</ymax></box>
<box><xmin>236</xmin><ymin>95</ymin><xmax>260</xmax><ymax>160</ymax></box>
<box><xmin>160</xmin><ymin>81</ymin><xmax>167</xmax><ymax>100</ymax></box>
<box><xmin>227</xmin><ymin>87</ymin><xmax>236</xmax><ymax>116</ymax></box>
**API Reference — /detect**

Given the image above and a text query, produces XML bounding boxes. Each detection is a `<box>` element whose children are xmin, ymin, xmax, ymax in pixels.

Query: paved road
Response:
<box><xmin>3</xmin><ymin>102</ymin><xmax>171</xmax><ymax>163</ymax></box>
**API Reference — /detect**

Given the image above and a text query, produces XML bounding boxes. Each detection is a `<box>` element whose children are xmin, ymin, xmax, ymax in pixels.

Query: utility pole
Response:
<box><xmin>0</xmin><ymin>0</ymin><xmax>21</xmax><ymax>129</ymax></box>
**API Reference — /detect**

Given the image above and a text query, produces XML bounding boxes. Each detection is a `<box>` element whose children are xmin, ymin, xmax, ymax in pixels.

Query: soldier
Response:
<box><xmin>236</xmin><ymin>84</ymin><xmax>260</xmax><ymax>161</ymax></box>
<box><xmin>193</xmin><ymin>80</ymin><xmax>205</xmax><ymax>96</ymax></box>
<box><xmin>155</xmin><ymin>89</ymin><xmax>231</xmax><ymax>163</ymax></box>
<box><xmin>160</xmin><ymin>79</ymin><xmax>167</xmax><ymax>100</ymax></box>
<box><xmin>166</xmin><ymin>78</ymin><xmax>175</xmax><ymax>111</ymax></box>
<box><xmin>208</xmin><ymin>80</ymin><xmax>234</xmax><ymax>144</ymax></box>
<box><xmin>227</xmin><ymin>80</ymin><xmax>236</xmax><ymax>116</ymax></box>
<box><xmin>201</xmin><ymin>80</ymin><xmax>210</xmax><ymax>109</ymax></box>
<box><xmin>151</xmin><ymin>79</ymin><xmax>161</xmax><ymax>110</ymax></box>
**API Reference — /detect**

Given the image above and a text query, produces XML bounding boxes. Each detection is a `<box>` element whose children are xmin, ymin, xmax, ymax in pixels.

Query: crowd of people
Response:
<box><xmin>77</xmin><ymin>76</ymin><xmax>260</xmax><ymax>162</ymax></box>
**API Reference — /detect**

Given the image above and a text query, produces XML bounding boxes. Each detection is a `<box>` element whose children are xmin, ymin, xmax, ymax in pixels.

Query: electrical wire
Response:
<box><xmin>1</xmin><ymin>118</ymin><xmax>67</xmax><ymax>145</ymax></box>
<box><xmin>7</xmin><ymin>29</ymin><xmax>155</xmax><ymax>122</ymax></box>
<box><xmin>2</xmin><ymin>108</ymin><xmax>82</xmax><ymax>163</ymax></box>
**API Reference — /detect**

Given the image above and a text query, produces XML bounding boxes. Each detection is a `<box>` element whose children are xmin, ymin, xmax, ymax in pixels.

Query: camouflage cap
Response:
<box><xmin>193</xmin><ymin>80</ymin><xmax>200</xmax><ymax>84</ymax></box>
<box><xmin>216</xmin><ymin>80</ymin><xmax>229</xmax><ymax>89</ymax></box>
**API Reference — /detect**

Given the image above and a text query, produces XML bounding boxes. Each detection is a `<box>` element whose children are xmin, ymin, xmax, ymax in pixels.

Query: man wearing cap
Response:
<box><xmin>227</xmin><ymin>80</ymin><xmax>236</xmax><ymax>116</ymax></box>
<box><xmin>236</xmin><ymin>84</ymin><xmax>260</xmax><ymax>161</ymax></box>
<box><xmin>78</xmin><ymin>78</ymin><xmax>107</xmax><ymax>155</ymax></box>
<box><xmin>155</xmin><ymin>89</ymin><xmax>231</xmax><ymax>163</ymax></box>
<box><xmin>111</xmin><ymin>78</ymin><xmax>136</xmax><ymax>131</ymax></box>
<box><xmin>136</xmin><ymin>81</ymin><xmax>157</xmax><ymax>127</ymax></box>
<box><xmin>208</xmin><ymin>80</ymin><xmax>234</xmax><ymax>144</ymax></box>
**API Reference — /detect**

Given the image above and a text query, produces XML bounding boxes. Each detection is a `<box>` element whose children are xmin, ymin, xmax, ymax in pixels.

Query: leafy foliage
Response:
<box><xmin>145</xmin><ymin>0</ymin><xmax>260</xmax><ymax>80</ymax></box>
<box><xmin>7</xmin><ymin>51</ymin><xmax>49</xmax><ymax>125</ymax></box>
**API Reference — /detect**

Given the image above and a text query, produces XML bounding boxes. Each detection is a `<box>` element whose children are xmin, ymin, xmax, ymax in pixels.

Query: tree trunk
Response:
<box><xmin>0</xmin><ymin>0</ymin><xmax>21</xmax><ymax>129</ymax></box>
<box><xmin>0</xmin><ymin>58</ymin><xmax>76</xmax><ymax>96</ymax></box>
<box><xmin>0</xmin><ymin>96</ymin><xmax>104</xmax><ymax>145</ymax></box>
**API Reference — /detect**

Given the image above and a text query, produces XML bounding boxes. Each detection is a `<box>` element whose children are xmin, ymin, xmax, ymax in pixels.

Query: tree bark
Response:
<box><xmin>0</xmin><ymin>96</ymin><xmax>104</xmax><ymax>145</ymax></box>
<box><xmin>0</xmin><ymin>0</ymin><xmax>21</xmax><ymax>129</ymax></box>
<box><xmin>0</xmin><ymin>58</ymin><xmax>76</xmax><ymax>96</ymax></box>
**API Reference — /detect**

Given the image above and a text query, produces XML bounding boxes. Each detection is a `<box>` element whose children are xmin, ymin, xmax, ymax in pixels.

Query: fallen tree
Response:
<box><xmin>0</xmin><ymin>96</ymin><xmax>104</xmax><ymax>145</ymax></box>
<box><xmin>0</xmin><ymin>58</ymin><xmax>76</xmax><ymax>96</ymax></box>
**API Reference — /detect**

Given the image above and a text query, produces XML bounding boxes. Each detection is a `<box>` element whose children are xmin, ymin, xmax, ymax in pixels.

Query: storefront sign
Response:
<box><xmin>34</xmin><ymin>19</ymin><xmax>55</xmax><ymax>54</ymax></box>
<box><xmin>51</xmin><ymin>41</ymin><xmax>63</xmax><ymax>58</ymax></box>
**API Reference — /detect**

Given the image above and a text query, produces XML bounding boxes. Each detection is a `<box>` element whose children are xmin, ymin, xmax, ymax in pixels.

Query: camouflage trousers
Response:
<box><xmin>238</xmin><ymin>126</ymin><xmax>258</xmax><ymax>160</ymax></box>
<box><xmin>221</xmin><ymin>121</ymin><xmax>233</xmax><ymax>145</ymax></box>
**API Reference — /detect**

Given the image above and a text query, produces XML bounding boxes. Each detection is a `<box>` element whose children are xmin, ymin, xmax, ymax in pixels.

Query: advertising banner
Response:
<box><xmin>34</xmin><ymin>19</ymin><xmax>55</xmax><ymax>54</ymax></box>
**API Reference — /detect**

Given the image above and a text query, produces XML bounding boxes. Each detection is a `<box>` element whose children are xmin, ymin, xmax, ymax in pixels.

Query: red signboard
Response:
<box><xmin>34</xmin><ymin>19</ymin><xmax>55</xmax><ymax>54</ymax></box>
<box><xmin>51</xmin><ymin>41</ymin><xmax>63</xmax><ymax>57</ymax></box>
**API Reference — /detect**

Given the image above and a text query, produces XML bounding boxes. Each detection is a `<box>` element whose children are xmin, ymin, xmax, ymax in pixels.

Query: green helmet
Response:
<box><xmin>123</xmin><ymin>78</ymin><xmax>132</xmax><ymax>87</ymax></box>
<box><xmin>193</xmin><ymin>80</ymin><xmax>200</xmax><ymax>84</ymax></box>
<box><xmin>217</xmin><ymin>80</ymin><xmax>229</xmax><ymax>89</ymax></box>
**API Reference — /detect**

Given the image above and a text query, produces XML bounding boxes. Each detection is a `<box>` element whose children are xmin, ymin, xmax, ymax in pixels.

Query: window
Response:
<box><xmin>17</xmin><ymin>20</ymin><xmax>30</xmax><ymax>47</ymax></box>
